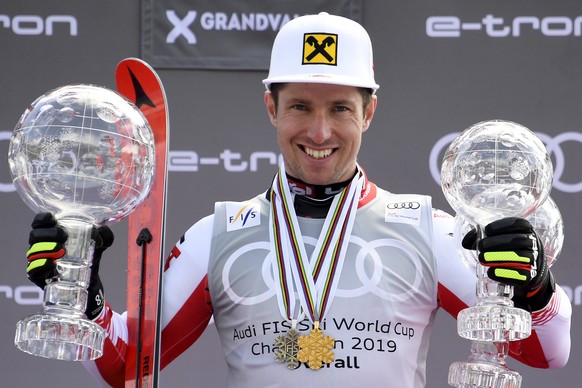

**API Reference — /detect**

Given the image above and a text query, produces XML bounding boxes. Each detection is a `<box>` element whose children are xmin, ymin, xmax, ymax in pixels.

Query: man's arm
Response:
<box><xmin>82</xmin><ymin>215</ymin><xmax>215</xmax><ymax>386</ymax></box>
<box><xmin>433</xmin><ymin>209</ymin><xmax>572</xmax><ymax>369</ymax></box>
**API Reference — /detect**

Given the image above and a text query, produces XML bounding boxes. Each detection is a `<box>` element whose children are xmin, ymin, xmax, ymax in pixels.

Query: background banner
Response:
<box><xmin>141</xmin><ymin>0</ymin><xmax>362</xmax><ymax>69</ymax></box>
<box><xmin>0</xmin><ymin>1</ymin><xmax>581</xmax><ymax>387</ymax></box>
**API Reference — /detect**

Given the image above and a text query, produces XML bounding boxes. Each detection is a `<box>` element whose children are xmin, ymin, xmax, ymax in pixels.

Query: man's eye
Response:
<box><xmin>292</xmin><ymin>104</ymin><xmax>306</xmax><ymax>110</ymax></box>
<box><xmin>335</xmin><ymin>106</ymin><xmax>349</xmax><ymax>112</ymax></box>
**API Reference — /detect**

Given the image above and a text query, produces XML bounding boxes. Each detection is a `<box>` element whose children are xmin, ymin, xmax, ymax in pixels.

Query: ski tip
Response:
<box><xmin>117</xmin><ymin>57</ymin><xmax>156</xmax><ymax>71</ymax></box>
<box><xmin>115</xmin><ymin>58</ymin><xmax>161</xmax><ymax>85</ymax></box>
<box><xmin>117</xmin><ymin>57</ymin><xmax>144</xmax><ymax>66</ymax></box>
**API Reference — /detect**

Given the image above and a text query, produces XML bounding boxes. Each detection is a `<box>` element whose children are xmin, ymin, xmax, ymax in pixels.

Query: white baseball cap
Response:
<box><xmin>262</xmin><ymin>12</ymin><xmax>379</xmax><ymax>93</ymax></box>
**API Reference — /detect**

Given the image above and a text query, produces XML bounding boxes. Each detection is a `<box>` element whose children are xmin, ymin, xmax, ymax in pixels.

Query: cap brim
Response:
<box><xmin>262</xmin><ymin>74</ymin><xmax>379</xmax><ymax>93</ymax></box>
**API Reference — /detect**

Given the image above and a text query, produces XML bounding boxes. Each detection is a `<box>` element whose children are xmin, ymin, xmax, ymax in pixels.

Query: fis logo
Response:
<box><xmin>226</xmin><ymin>203</ymin><xmax>260</xmax><ymax>232</ymax></box>
<box><xmin>303</xmin><ymin>33</ymin><xmax>337</xmax><ymax>65</ymax></box>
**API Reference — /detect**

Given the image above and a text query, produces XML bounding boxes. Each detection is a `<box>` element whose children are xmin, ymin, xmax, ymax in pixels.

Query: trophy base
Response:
<box><xmin>448</xmin><ymin>360</ymin><xmax>522</xmax><ymax>388</ymax></box>
<box><xmin>14</xmin><ymin>312</ymin><xmax>106</xmax><ymax>361</ymax></box>
<box><xmin>457</xmin><ymin>304</ymin><xmax>531</xmax><ymax>342</ymax></box>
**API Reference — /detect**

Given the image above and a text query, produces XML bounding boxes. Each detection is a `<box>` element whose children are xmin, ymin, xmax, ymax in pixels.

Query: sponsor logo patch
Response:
<box><xmin>385</xmin><ymin>201</ymin><xmax>422</xmax><ymax>226</ymax></box>
<box><xmin>303</xmin><ymin>33</ymin><xmax>337</xmax><ymax>65</ymax></box>
<box><xmin>226</xmin><ymin>202</ymin><xmax>261</xmax><ymax>231</ymax></box>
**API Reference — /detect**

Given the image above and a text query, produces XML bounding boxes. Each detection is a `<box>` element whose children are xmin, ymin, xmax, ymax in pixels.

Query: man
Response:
<box><xmin>25</xmin><ymin>12</ymin><xmax>571</xmax><ymax>387</ymax></box>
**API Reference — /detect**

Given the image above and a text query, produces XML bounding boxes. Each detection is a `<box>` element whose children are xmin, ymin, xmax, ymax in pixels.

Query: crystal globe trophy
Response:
<box><xmin>441</xmin><ymin>120</ymin><xmax>554</xmax><ymax>387</ymax></box>
<box><xmin>9</xmin><ymin>84</ymin><xmax>155</xmax><ymax>361</ymax></box>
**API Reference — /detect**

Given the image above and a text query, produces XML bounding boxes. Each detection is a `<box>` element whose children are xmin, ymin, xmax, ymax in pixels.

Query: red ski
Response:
<box><xmin>115</xmin><ymin>58</ymin><xmax>169</xmax><ymax>388</ymax></box>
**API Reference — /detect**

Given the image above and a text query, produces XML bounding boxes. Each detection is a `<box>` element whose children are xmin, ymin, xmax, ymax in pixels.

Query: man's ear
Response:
<box><xmin>264</xmin><ymin>91</ymin><xmax>277</xmax><ymax>125</ymax></box>
<box><xmin>362</xmin><ymin>94</ymin><xmax>377</xmax><ymax>132</ymax></box>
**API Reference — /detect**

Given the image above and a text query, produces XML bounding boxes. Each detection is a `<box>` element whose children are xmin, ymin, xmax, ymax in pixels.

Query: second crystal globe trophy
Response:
<box><xmin>9</xmin><ymin>84</ymin><xmax>155</xmax><ymax>361</ymax></box>
<box><xmin>440</xmin><ymin>119</ymin><xmax>554</xmax><ymax>387</ymax></box>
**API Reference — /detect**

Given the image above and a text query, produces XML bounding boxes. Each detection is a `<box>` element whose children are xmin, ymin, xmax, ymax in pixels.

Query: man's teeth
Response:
<box><xmin>304</xmin><ymin>147</ymin><xmax>332</xmax><ymax>159</ymax></box>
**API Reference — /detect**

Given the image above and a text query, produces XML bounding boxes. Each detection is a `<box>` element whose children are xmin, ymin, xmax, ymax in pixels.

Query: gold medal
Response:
<box><xmin>274</xmin><ymin>328</ymin><xmax>300</xmax><ymax>369</ymax></box>
<box><xmin>297</xmin><ymin>321</ymin><xmax>335</xmax><ymax>370</ymax></box>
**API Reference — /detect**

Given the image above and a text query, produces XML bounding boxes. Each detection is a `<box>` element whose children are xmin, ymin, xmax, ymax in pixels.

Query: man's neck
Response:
<box><xmin>286</xmin><ymin>174</ymin><xmax>354</xmax><ymax>218</ymax></box>
<box><xmin>286</xmin><ymin>175</ymin><xmax>354</xmax><ymax>200</ymax></box>
<box><xmin>266</xmin><ymin>171</ymin><xmax>360</xmax><ymax>218</ymax></box>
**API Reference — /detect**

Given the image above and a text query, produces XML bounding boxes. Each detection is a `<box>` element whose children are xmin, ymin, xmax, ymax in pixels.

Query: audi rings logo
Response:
<box><xmin>387</xmin><ymin>202</ymin><xmax>421</xmax><ymax>210</ymax></box>
<box><xmin>429</xmin><ymin>131</ymin><xmax>582</xmax><ymax>193</ymax></box>
<box><xmin>222</xmin><ymin>236</ymin><xmax>425</xmax><ymax>305</ymax></box>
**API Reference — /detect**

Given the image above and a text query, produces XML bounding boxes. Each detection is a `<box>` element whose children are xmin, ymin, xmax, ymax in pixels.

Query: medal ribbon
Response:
<box><xmin>269</xmin><ymin>162</ymin><xmax>363</xmax><ymax>324</ymax></box>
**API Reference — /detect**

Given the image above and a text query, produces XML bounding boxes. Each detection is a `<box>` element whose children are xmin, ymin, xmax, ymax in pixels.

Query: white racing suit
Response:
<box><xmin>84</xmin><ymin>180</ymin><xmax>571</xmax><ymax>387</ymax></box>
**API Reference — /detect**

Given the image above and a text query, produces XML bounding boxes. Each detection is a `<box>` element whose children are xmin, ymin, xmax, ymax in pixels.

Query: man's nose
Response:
<box><xmin>307</xmin><ymin>113</ymin><xmax>332</xmax><ymax>144</ymax></box>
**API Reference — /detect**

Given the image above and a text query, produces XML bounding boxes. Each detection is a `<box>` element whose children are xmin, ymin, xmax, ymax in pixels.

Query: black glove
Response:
<box><xmin>462</xmin><ymin>217</ymin><xmax>555</xmax><ymax>312</ymax></box>
<box><xmin>26</xmin><ymin>213</ymin><xmax>67</xmax><ymax>289</ymax></box>
<box><xmin>27</xmin><ymin>212</ymin><xmax>114</xmax><ymax>320</ymax></box>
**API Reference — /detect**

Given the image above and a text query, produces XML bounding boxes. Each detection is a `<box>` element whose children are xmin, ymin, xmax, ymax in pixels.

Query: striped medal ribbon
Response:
<box><xmin>269</xmin><ymin>162</ymin><xmax>363</xmax><ymax>370</ymax></box>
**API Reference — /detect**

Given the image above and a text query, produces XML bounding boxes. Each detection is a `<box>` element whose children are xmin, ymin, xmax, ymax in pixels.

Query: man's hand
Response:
<box><xmin>27</xmin><ymin>212</ymin><xmax>67</xmax><ymax>289</ymax></box>
<box><xmin>462</xmin><ymin>217</ymin><xmax>555</xmax><ymax>311</ymax></box>
<box><xmin>26</xmin><ymin>212</ymin><xmax>114</xmax><ymax>320</ymax></box>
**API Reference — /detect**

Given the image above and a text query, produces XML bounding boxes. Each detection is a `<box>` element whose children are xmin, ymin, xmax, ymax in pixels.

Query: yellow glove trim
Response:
<box><xmin>26</xmin><ymin>258</ymin><xmax>48</xmax><ymax>273</ymax></box>
<box><xmin>493</xmin><ymin>268</ymin><xmax>527</xmax><ymax>281</ymax></box>
<box><xmin>26</xmin><ymin>242</ymin><xmax>58</xmax><ymax>257</ymax></box>
<box><xmin>483</xmin><ymin>251</ymin><xmax>529</xmax><ymax>263</ymax></box>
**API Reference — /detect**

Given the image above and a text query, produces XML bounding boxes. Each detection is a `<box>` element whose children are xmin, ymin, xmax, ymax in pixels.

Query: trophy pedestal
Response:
<box><xmin>448</xmin><ymin>340</ymin><xmax>521</xmax><ymax>388</ymax></box>
<box><xmin>15</xmin><ymin>312</ymin><xmax>105</xmax><ymax>361</ymax></box>
<box><xmin>14</xmin><ymin>222</ymin><xmax>105</xmax><ymax>361</ymax></box>
<box><xmin>457</xmin><ymin>304</ymin><xmax>531</xmax><ymax>342</ymax></box>
<box><xmin>448</xmin><ymin>271</ymin><xmax>529</xmax><ymax>387</ymax></box>
<box><xmin>449</xmin><ymin>359</ymin><xmax>521</xmax><ymax>388</ymax></box>
<box><xmin>457</xmin><ymin>265</ymin><xmax>531</xmax><ymax>342</ymax></box>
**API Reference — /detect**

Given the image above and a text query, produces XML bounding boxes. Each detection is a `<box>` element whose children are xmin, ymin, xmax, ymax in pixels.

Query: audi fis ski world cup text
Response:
<box><xmin>427</xmin><ymin>14</ymin><xmax>582</xmax><ymax>37</ymax></box>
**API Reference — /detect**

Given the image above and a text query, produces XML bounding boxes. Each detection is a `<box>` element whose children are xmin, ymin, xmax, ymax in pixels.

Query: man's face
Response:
<box><xmin>265</xmin><ymin>83</ymin><xmax>376</xmax><ymax>185</ymax></box>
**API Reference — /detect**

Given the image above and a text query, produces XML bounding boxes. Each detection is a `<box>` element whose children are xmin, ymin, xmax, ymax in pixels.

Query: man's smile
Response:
<box><xmin>302</xmin><ymin>145</ymin><xmax>335</xmax><ymax>159</ymax></box>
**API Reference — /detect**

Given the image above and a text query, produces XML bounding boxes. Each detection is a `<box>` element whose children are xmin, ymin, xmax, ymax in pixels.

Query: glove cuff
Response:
<box><xmin>84</xmin><ymin>228</ymin><xmax>112</xmax><ymax>320</ymax></box>
<box><xmin>513</xmin><ymin>270</ymin><xmax>556</xmax><ymax>312</ymax></box>
<box><xmin>85</xmin><ymin>274</ymin><xmax>105</xmax><ymax>320</ymax></box>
